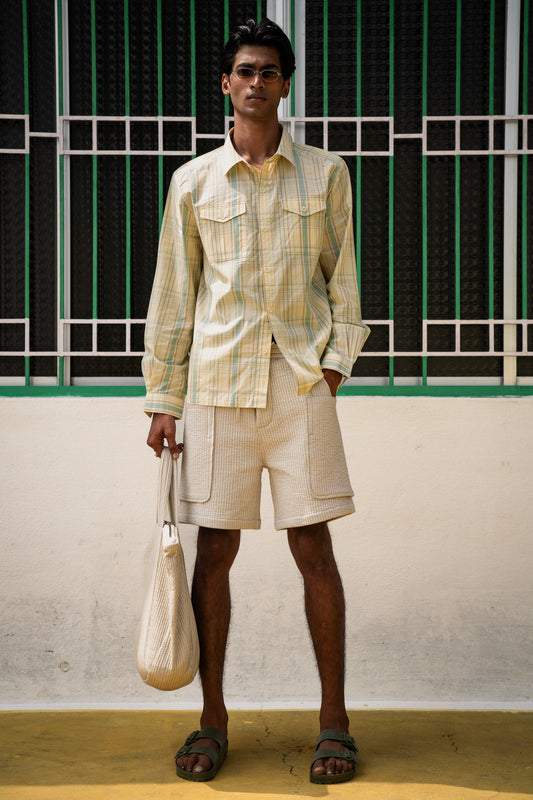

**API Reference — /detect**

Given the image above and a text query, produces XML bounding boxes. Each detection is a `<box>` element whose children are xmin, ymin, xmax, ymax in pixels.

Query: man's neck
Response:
<box><xmin>231</xmin><ymin>118</ymin><xmax>283</xmax><ymax>169</ymax></box>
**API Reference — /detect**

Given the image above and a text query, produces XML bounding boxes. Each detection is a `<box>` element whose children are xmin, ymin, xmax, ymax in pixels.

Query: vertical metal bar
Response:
<box><xmin>356</xmin><ymin>0</ymin><xmax>361</xmax><ymax>289</ymax></box>
<box><xmin>157</xmin><ymin>0</ymin><xmax>164</xmax><ymax>226</ymax></box>
<box><xmin>57</xmin><ymin>0</ymin><xmax>65</xmax><ymax>385</ymax></box>
<box><xmin>421</xmin><ymin>0</ymin><xmax>429</xmax><ymax>384</ymax></box>
<box><xmin>290</xmin><ymin>0</ymin><xmax>296</xmax><ymax>117</ymax></box>
<box><xmin>224</xmin><ymin>0</ymin><xmax>229</xmax><ymax>120</ymax></box>
<box><xmin>455</xmin><ymin>0</ymin><xmax>462</xmax><ymax>321</ymax></box>
<box><xmin>60</xmin><ymin>0</ymin><xmax>71</xmax><ymax>384</ymax></box>
<box><xmin>91</xmin><ymin>0</ymin><xmax>98</xmax><ymax>318</ymax></box>
<box><xmin>388</xmin><ymin>0</ymin><xmax>394</xmax><ymax>385</ymax></box>
<box><xmin>22</xmin><ymin>0</ymin><xmax>30</xmax><ymax>384</ymax></box>
<box><xmin>522</xmin><ymin>0</ymin><xmax>529</xmax><ymax>319</ymax></box>
<box><xmin>323</xmin><ymin>0</ymin><xmax>328</xmax><ymax>118</ymax></box>
<box><xmin>190</xmin><ymin>0</ymin><xmax>196</xmax><ymax>156</ymax></box>
<box><xmin>488</xmin><ymin>0</ymin><xmax>495</xmax><ymax>320</ymax></box>
<box><xmin>124</xmin><ymin>0</ymin><xmax>131</xmax><ymax>319</ymax></box>
<box><xmin>257</xmin><ymin>0</ymin><xmax>262</xmax><ymax>22</ymax></box>
<box><xmin>503</xmin><ymin>0</ymin><xmax>521</xmax><ymax>384</ymax></box>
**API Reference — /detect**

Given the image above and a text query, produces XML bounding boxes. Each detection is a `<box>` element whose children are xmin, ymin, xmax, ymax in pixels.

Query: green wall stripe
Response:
<box><xmin>323</xmin><ymin>0</ymin><xmax>328</xmax><ymax>117</ymax></box>
<box><xmin>388</xmin><ymin>0</ymin><xmax>395</xmax><ymax>385</ymax></box>
<box><xmin>455</xmin><ymin>0</ymin><xmax>462</xmax><ymax>320</ymax></box>
<box><xmin>523</xmin><ymin>0</ymin><xmax>529</xmax><ymax>319</ymax></box>
<box><xmin>2</xmin><ymin>385</ymin><xmax>533</xmax><ymax>399</ymax></box>
<box><xmin>22</xmin><ymin>0</ymin><xmax>30</xmax><ymax>385</ymax></box>
<box><xmin>421</xmin><ymin>0</ymin><xmax>428</xmax><ymax>384</ymax></box>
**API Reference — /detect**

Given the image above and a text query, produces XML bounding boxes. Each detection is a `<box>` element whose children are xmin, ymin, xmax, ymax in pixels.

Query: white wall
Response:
<box><xmin>1</xmin><ymin>395</ymin><xmax>532</xmax><ymax>709</ymax></box>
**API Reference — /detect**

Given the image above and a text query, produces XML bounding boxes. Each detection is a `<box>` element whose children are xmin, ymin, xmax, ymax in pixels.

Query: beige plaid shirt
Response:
<box><xmin>143</xmin><ymin>126</ymin><xmax>369</xmax><ymax>418</ymax></box>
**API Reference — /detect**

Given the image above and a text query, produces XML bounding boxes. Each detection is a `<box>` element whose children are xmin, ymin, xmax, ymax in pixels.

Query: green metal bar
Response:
<box><xmin>157</xmin><ymin>0</ymin><xmax>164</xmax><ymax>226</ymax></box>
<box><xmin>421</xmin><ymin>0</ymin><xmax>429</xmax><ymax>384</ymax></box>
<box><xmin>523</xmin><ymin>0</ymin><xmax>529</xmax><ymax>319</ymax></box>
<box><xmin>124</xmin><ymin>0</ymin><xmax>131</xmax><ymax>318</ymax></box>
<box><xmin>91</xmin><ymin>0</ymin><xmax>98</xmax><ymax>318</ymax></box>
<box><xmin>388</xmin><ymin>0</ymin><xmax>394</xmax><ymax>385</ymax></box>
<box><xmin>256</xmin><ymin>0</ymin><xmax>262</xmax><ymax>22</ymax></box>
<box><xmin>455</xmin><ymin>0</ymin><xmax>461</xmax><ymax>320</ymax></box>
<box><xmin>356</xmin><ymin>0</ymin><xmax>362</xmax><ymax>289</ymax></box>
<box><xmin>290</xmin><ymin>0</ymin><xmax>296</xmax><ymax>117</ymax></box>
<box><xmin>22</xmin><ymin>0</ymin><xmax>30</xmax><ymax>385</ymax></box>
<box><xmin>487</xmin><ymin>0</ymin><xmax>495</xmax><ymax>320</ymax></box>
<box><xmin>323</xmin><ymin>0</ymin><xmax>328</xmax><ymax>117</ymax></box>
<box><xmin>58</xmin><ymin>0</ymin><xmax>65</xmax><ymax>386</ymax></box>
<box><xmin>224</xmin><ymin>0</ymin><xmax>229</xmax><ymax>118</ymax></box>
<box><xmin>190</xmin><ymin>0</ymin><xmax>196</xmax><ymax>122</ymax></box>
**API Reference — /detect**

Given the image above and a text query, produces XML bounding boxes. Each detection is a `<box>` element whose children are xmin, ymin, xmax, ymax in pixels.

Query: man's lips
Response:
<box><xmin>247</xmin><ymin>95</ymin><xmax>266</xmax><ymax>101</ymax></box>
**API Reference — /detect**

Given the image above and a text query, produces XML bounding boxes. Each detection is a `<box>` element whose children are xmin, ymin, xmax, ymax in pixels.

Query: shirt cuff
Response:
<box><xmin>144</xmin><ymin>392</ymin><xmax>184</xmax><ymax>419</ymax></box>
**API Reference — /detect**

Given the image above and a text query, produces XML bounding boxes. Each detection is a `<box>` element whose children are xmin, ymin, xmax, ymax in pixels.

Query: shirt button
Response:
<box><xmin>301</xmin><ymin>205</ymin><xmax>307</xmax><ymax>212</ymax></box>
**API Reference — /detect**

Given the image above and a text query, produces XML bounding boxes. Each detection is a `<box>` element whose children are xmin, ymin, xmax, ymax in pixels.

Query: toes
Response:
<box><xmin>312</xmin><ymin>759</ymin><xmax>326</xmax><ymax>775</ymax></box>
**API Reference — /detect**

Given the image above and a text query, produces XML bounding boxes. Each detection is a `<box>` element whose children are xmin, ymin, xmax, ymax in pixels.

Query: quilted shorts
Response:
<box><xmin>178</xmin><ymin>344</ymin><xmax>355</xmax><ymax>531</ymax></box>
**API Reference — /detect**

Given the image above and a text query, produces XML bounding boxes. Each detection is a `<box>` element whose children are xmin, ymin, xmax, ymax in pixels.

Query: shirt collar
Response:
<box><xmin>222</xmin><ymin>124</ymin><xmax>296</xmax><ymax>174</ymax></box>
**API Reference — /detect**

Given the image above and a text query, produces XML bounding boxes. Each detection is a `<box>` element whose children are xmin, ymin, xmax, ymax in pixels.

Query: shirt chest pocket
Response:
<box><xmin>280</xmin><ymin>197</ymin><xmax>327</xmax><ymax>258</ymax></box>
<box><xmin>196</xmin><ymin>201</ymin><xmax>247</xmax><ymax>264</ymax></box>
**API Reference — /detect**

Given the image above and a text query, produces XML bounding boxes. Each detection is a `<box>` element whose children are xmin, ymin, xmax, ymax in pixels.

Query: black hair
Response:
<box><xmin>220</xmin><ymin>18</ymin><xmax>296</xmax><ymax>79</ymax></box>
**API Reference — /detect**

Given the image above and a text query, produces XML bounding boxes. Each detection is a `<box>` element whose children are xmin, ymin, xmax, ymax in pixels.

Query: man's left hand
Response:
<box><xmin>322</xmin><ymin>368</ymin><xmax>343</xmax><ymax>396</ymax></box>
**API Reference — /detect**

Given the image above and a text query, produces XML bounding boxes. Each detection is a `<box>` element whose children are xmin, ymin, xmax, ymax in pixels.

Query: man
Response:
<box><xmin>143</xmin><ymin>18</ymin><xmax>369</xmax><ymax>785</ymax></box>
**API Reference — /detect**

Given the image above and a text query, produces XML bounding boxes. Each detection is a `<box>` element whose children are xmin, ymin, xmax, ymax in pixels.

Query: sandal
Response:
<box><xmin>174</xmin><ymin>727</ymin><xmax>228</xmax><ymax>782</ymax></box>
<box><xmin>309</xmin><ymin>728</ymin><xmax>359</xmax><ymax>784</ymax></box>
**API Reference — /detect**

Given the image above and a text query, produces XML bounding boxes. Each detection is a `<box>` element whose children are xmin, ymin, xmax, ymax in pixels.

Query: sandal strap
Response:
<box><xmin>174</xmin><ymin>728</ymin><xmax>227</xmax><ymax>767</ymax></box>
<box><xmin>311</xmin><ymin>747</ymin><xmax>359</xmax><ymax>767</ymax></box>
<box><xmin>316</xmin><ymin>729</ymin><xmax>358</xmax><ymax>753</ymax></box>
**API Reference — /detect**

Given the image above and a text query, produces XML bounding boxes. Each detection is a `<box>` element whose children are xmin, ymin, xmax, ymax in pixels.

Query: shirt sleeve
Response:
<box><xmin>319</xmin><ymin>159</ymin><xmax>370</xmax><ymax>377</ymax></box>
<box><xmin>142</xmin><ymin>172</ymin><xmax>203</xmax><ymax>418</ymax></box>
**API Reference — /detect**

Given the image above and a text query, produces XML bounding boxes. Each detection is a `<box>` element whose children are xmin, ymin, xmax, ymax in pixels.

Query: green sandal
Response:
<box><xmin>175</xmin><ymin>727</ymin><xmax>228</xmax><ymax>782</ymax></box>
<box><xmin>309</xmin><ymin>729</ymin><xmax>359</xmax><ymax>784</ymax></box>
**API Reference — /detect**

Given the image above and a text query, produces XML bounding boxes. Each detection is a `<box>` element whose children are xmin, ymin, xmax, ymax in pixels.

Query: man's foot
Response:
<box><xmin>310</xmin><ymin>729</ymin><xmax>359</xmax><ymax>784</ymax></box>
<box><xmin>175</xmin><ymin>727</ymin><xmax>228</xmax><ymax>782</ymax></box>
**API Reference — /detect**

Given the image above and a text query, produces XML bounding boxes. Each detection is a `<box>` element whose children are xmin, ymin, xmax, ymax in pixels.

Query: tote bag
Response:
<box><xmin>135</xmin><ymin>447</ymin><xmax>199</xmax><ymax>690</ymax></box>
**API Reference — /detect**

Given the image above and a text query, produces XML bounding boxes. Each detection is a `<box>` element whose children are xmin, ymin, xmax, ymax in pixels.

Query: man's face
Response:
<box><xmin>221</xmin><ymin>45</ymin><xmax>290</xmax><ymax>121</ymax></box>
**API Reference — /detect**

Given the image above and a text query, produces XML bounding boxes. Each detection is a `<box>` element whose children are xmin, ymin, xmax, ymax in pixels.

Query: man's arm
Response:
<box><xmin>319</xmin><ymin>159</ymin><xmax>370</xmax><ymax>379</ymax></box>
<box><xmin>142</xmin><ymin>172</ymin><xmax>203</xmax><ymax>422</ymax></box>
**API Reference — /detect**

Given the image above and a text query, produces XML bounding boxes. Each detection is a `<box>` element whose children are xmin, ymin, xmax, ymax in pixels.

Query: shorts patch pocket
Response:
<box><xmin>179</xmin><ymin>403</ymin><xmax>215</xmax><ymax>503</ymax></box>
<box><xmin>306</xmin><ymin>396</ymin><xmax>354</xmax><ymax>499</ymax></box>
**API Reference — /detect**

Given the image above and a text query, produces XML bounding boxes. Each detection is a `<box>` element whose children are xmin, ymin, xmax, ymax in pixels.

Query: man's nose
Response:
<box><xmin>250</xmin><ymin>70</ymin><xmax>265</xmax><ymax>88</ymax></box>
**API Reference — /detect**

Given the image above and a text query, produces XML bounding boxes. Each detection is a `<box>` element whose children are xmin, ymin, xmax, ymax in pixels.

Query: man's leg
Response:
<box><xmin>175</xmin><ymin>526</ymin><xmax>241</xmax><ymax>775</ymax></box>
<box><xmin>287</xmin><ymin>521</ymin><xmax>354</xmax><ymax>778</ymax></box>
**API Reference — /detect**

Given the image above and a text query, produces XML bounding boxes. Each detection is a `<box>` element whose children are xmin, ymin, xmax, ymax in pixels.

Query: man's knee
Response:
<box><xmin>287</xmin><ymin>521</ymin><xmax>337</xmax><ymax>577</ymax></box>
<box><xmin>196</xmin><ymin>527</ymin><xmax>241</xmax><ymax>573</ymax></box>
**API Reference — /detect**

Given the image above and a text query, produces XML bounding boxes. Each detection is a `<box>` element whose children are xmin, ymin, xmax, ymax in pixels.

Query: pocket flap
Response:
<box><xmin>281</xmin><ymin>197</ymin><xmax>326</xmax><ymax>216</ymax></box>
<box><xmin>198</xmin><ymin>201</ymin><xmax>246</xmax><ymax>223</ymax></box>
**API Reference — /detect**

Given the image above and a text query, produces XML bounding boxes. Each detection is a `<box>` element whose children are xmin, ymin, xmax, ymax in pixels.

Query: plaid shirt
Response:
<box><xmin>143</xmin><ymin>126</ymin><xmax>369</xmax><ymax>418</ymax></box>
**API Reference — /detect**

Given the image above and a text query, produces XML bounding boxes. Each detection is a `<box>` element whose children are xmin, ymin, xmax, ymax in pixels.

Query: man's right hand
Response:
<box><xmin>146</xmin><ymin>412</ymin><xmax>183</xmax><ymax>459</ymax></box>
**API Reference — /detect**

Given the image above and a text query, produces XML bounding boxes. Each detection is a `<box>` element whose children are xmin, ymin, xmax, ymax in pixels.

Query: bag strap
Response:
<box><xmin>156</xmin><ymin>447</ymin><xmax>179</xmax><ymax>527</ymax></box>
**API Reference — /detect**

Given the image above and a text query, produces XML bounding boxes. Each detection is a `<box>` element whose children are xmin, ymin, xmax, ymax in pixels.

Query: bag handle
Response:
<box><xmin>156</xmin><ymin>446</ymin><xmax>179</xmax><ymax>527</ymax></box>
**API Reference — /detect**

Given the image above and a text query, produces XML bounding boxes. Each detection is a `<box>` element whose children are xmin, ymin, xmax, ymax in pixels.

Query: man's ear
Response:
<box><xmin>221</xmin><ymin>73</ymin><xmax>231</xmax><ymax>95</ymax></box>
<box><xmin>281</xmin><ymin>78</ymin><xmax>290</xmax><ymax>98</ymax></box>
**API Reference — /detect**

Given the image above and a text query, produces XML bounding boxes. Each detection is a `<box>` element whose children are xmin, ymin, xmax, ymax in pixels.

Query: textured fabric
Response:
<box><xmin>143</xmin><ymin>125</ymin><xmax>370</xmax><ymax>418</ymax></box>
<box><xmin>178</xmin><ymin>345</ymin><xmax>355</xmax><ymax>531</ymax></box>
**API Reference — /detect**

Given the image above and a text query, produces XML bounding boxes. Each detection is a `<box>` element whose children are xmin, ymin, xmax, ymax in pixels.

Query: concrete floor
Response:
<box><xmin>0</xmin><ymin>709</ymin><xmax>532</xmax><ymax>799</ymax></box>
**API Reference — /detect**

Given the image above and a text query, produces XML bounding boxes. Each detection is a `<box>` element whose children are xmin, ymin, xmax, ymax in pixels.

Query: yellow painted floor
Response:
<box><xmin>0</xmin><ymin>710</ymin><xmax>532</xmax><ymax>800</ymax></box>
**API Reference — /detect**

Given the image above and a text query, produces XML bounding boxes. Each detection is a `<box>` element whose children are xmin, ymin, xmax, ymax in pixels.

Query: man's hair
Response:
<box><xmin>221</xmin><ymin>18</ymin><xmax>296</xmax><ymax>79</ymax></box>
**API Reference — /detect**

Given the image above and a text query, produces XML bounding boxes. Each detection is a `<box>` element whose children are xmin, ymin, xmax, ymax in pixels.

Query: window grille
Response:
<box><xmin>0</xmin><ymin>0</ymin><xmax>532</xmax><ymax>396</ymax></box>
